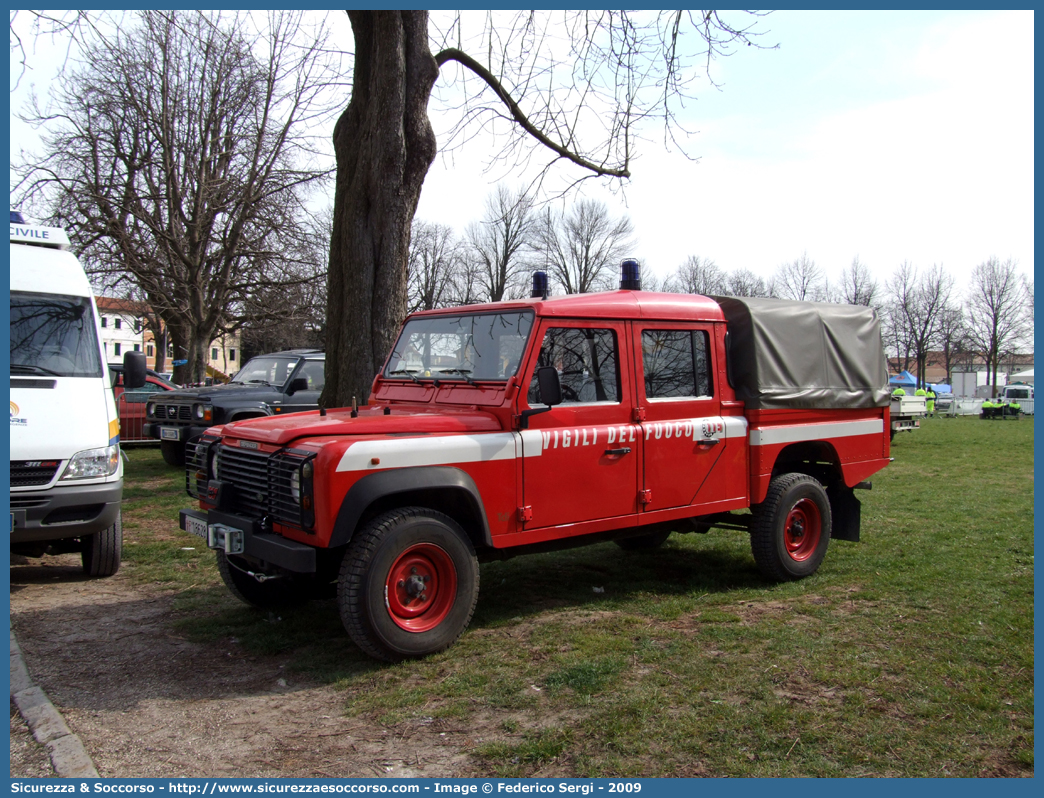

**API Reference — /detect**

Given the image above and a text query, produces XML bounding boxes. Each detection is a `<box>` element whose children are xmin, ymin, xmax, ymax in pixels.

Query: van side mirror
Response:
<box><xmin>286</xmin><ymin>377</ymin><xmax>308</xmax><ymax>396</ymax></box>
<box><xmin>123</xmin><ymin>350</ymin><xmax>147</xmax><ymax>389</ymax></box>
<box><xmin>536</xmin><ymin>366</ymin><xmax>562</xmax><ymax>407</ymax></box>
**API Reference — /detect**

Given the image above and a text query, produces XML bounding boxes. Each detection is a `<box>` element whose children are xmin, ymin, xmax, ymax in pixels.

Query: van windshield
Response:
<box><xmin>10</xmin><ymin>292</ymin><xmax>103</xmax><ymax>378</ymax></box>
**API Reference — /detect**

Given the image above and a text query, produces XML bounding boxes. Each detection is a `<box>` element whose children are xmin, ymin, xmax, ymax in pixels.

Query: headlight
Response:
<box><xmin>210</xmin><ymin>448</ymin><xmax>220</xmax><ymax>481</ymax></box>
<box><xmin>194</xmin><ymin>403</ymin><xmax>213</xmax><ymax>422</ymax></box>
<box><xmin>290</xmin><ymin>469</ymin><xmax>300</xmax><ymax>501</ymax></box>
<box><xmin>146</xmin><ymin>403</ymin><xmax>155</xmax><ymax>418</ymax></box>
<box><xmin>60</xmin><ymin>445</ymin><xmax>120</xmax><ymax>480</ymax></box>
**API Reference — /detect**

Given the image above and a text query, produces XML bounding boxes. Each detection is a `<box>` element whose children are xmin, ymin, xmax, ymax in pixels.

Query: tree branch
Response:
<box><xmin>434</xmin><ymin>47</ymin><xmax>630</xmax><ymax>179</ymax></box>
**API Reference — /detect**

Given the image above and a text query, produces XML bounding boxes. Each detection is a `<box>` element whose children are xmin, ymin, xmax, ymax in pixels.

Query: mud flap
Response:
<box><xmin>827</xmin><ymin>486</ymin><xmax>861</xmax><ymax>542</ymax></box>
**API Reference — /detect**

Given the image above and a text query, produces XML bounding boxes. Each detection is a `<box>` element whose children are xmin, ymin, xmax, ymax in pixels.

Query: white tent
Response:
<box><xmin>1010</xmin><ymin>368</ymin><xmax>1034</xmax><ymax>384</ymax></box>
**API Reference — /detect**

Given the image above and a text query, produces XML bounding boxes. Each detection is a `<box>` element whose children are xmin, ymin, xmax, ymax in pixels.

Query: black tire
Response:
<box><xmin>338</xmin><ymin>507</ymin><xmax>479</xmax><ymax>662</ymax></box>
<box><xmin>615</xmin><ymin>529</ymin><xmax>671</xmax><ymax>551</ymax></box>
<box><xmin>82</xmin><ymin>512</ymin><xmax>122</xmax><ymax>577</ymax></box>
<box><xmin>750</xmin><ymin>473</ymin><xmax>832</xmax><ymax>582</ymax></box>
<box><xmin>216</xmin><ymin>550</ymin><xmax>317</xmax><ymax>609</ymax></box>
<box><xmin>160</xmin><ymin>439</ymin><xmax>186</xmax><ymax>467</ymax></box>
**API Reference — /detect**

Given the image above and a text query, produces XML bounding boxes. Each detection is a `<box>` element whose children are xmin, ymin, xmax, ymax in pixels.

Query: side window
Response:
<box><xmin>295</xmin><ymin>360</ymin><xmax>325</xmax><ymax>391</ymax></box>
<box><xmin>528</xmin><ymin>327</ymin><xmax>620</xmax><ymax>404</ymax></box>
<box><xmin>642</xmin><ymin>329</ymin><xmax>713</xmax><ymax>399</ymax></box>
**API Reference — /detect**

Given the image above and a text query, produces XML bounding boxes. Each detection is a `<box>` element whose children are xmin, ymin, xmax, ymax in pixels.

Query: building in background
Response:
<box><xmin>97</xmin><ymin>296</ymin><xmax>240</xmax><ymax>381</ymax></box>
<box><xmin>95</xmin><ymin>296</ymin><xmax>151</xmax><ymax>367</ymax></box>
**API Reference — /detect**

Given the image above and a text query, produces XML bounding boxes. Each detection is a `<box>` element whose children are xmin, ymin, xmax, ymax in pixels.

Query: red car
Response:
<box><xmin>110</xmin><ymin>365</ymin><xmax>177</xmax><ymax>443</ymax></box>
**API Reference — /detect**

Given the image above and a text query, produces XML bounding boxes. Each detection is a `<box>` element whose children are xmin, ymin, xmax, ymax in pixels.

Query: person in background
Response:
<box><xmin>926</xmin><ymin>387</ymin><xmax>936</xmax><ymax>417</ymax></box>
<box><xmin>892</xmin><ymin>385</ymin><xmax>906</xmax><ymax>396</ymax></box>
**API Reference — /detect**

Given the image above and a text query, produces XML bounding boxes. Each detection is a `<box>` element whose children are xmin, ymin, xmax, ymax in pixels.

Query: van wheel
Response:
<box><xmin>216</xmin><ymin>551</ymin><xmax>316</xmax><ymax>609</ymax></box>
<box><xmin>160</xmin><ymin>440</ymin><xmax>185</xmax><ymax>466</ymax></box>
<box><xmin>338</xmin><ymin>507</ymin><xmax>479</xmax><ymax>662</ymax></box>
<box><xmin>750</xmin><ymin>473</ymin><xmax>831</xmax><ymax>581</ymax></box>
<box><xmin>82</xmin><ymin>512</ymin><xmax>122</xmax><ymax>577</ymax></box>
<box><xmin>615</xmin><ymin>530</ymin><xmax>671</xmax><ymax>551</ymax></box>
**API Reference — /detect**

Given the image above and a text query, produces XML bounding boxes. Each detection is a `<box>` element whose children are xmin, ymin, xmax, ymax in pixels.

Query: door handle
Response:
<box><xmin>604</xmin><ymin>447</ymin><xmax>631</xmax><ymax>455</ymax></box>
<box><xmin>698</xmin><ymin>438</ymin><xmax>720</xmax><ymax>446</ymax></box>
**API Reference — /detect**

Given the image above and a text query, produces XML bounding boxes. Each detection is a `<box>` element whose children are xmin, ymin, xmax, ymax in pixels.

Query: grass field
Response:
<box><xmin>119</xmin><ymin>414</ymin><xmax>1034</xmax><ymax>777</ymax></box>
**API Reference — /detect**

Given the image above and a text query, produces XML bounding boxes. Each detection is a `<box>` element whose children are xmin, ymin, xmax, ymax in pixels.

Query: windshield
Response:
<box><xmin>10</xmin><ymin>291</ymin><xmax>103</xmax><ymax>378</ymax></box>
<box><xmin>385</xmin><ymin>311</ymin><xmax>534</xmax><ymax>382</ymax></box>
<box><xmin>230</xmin><ymin>356</ymin><xmax>300</xmax><ymax>387</ymax></box>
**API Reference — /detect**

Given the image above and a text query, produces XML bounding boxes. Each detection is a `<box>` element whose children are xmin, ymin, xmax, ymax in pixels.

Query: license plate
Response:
<box><xmin>160</xmin><ymin>427</ymin><xmax>180</xmax><ymax>441</ymax></box>
<box><xmin>185</xmin><ymin>514</ymin><xmax>208</xmax><ymax>539</ymax></box>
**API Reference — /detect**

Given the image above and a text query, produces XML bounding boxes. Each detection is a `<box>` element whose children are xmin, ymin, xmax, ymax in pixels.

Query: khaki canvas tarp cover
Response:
<box><xmin>712</xmin><ymin>296</ymin><xmax>891</xmax><ymax>410</ymax></box>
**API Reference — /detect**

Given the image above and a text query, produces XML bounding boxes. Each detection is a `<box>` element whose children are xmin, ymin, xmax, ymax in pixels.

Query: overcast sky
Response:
<box><xmin>417</xmin><ymin>9</ymin><xmax>1034</xmax><ymax>290</ymax></box>
<box><xmin>10</xmin><ymin>9</ymin><xmax>1034</xmax><ymax>293</ymax></box>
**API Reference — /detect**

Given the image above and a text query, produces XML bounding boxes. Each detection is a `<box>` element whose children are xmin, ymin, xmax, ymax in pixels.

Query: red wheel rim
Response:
<box><xmin>384</xmin><ymin>543</ymin><xmax>457</xmax><ymax>632</ymax></box>
<box><xmin>783</xmin><ymin>498</ymin><xmax>822</xmax><ymax>561</ymax></box>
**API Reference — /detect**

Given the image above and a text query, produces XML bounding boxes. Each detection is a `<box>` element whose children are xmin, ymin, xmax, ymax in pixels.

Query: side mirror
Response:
<box><xmin>519</xmin><ymin>366</ymin><xmax>562</xmax><ymax>429</ymax></box>
<box><xmin>287</xmin><ymin>377</ymin><xmax>308</xmax><ymax>396</ymax></box>
<box><xmin>536</xmin><ymin>366</ymin><xmax>562</xmax><ymax>407</ymax></box>
<box><xmin>123</xmin><ymin>350</ymin><xmax>147</xmax><ymax>389</ymax></box>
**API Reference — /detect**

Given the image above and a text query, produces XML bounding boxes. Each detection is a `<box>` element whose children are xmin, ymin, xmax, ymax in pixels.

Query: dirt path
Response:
<box><xmin>9</xmin><ymin>553</ymin><xmax>480</xmax><ymax>779</ymax></box>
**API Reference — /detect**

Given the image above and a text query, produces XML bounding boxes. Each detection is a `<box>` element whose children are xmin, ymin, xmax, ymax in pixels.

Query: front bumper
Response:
<box><xmin>11</xmin><ymin>480</ymin><xmax>122</xmax><ymax>543</ymax></box>
<box><xmin>144</xmin><ymin>422</ymin><xmax>211</xmax><ymax>443</ymax></box>
<box><xmin>179</xmin><ymin>508</ymin><xmax>317</xmax><ymax>573</ymax></box>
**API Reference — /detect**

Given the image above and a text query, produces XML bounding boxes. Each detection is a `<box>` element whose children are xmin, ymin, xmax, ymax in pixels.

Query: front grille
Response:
<box><xmin>156</xmin><ymin>403</ymin><xmax>193</xmax><ymax>423</ymax></box>
<box><xmin>10</xmin><ymin>460</ymin><xmax>61</xmax><ymax>487</ymax></box>
<box><xmin>219</xmin><ymin>446</ymin><xmax>270</xmax><ymax>518</ymax></box>
<box><xmin>193</xmin><ymin>443</ymin><xmax>315</xmax><ymax>531</ymax></box>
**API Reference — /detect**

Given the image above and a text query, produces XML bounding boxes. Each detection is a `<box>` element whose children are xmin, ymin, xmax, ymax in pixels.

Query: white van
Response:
<box><xmin>9</xmin><ymin>212</ymin><xmax>145</xmax><ymax>576</ymax></box>
<box><xmin>1000</xmin><ymin>383</ymin><xmax>1034</xmax><ymax>415</ymax></box>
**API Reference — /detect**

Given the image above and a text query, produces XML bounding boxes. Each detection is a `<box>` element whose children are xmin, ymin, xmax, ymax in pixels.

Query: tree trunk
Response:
<box><xmin>322</xmin><ymin>11</ymin><xmax>439</xmax><ymax>409</ymax></box>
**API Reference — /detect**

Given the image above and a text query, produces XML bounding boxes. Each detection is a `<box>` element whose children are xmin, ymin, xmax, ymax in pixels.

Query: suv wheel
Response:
<box><xmin>750</xmin><ymin>473</ymin><xmax>832</xmax><ymax>581</ymax></box>
<box><xmin>338</xmin><ymin>507</ymin><xmax>479</xmax><ymax>662</ymax></box>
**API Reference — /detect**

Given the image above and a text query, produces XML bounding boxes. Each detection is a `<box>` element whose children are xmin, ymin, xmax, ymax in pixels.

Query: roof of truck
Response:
<box><xmin>411</xmin><ymin>289</ymin><xmax>726</xmax><ymax>322</ymax></box>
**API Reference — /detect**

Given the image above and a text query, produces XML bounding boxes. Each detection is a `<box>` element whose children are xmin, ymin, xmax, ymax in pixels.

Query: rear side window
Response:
<box><xmin>528</xmin><ymin>327</ymin><xmax>620</xmax><ymax>404</ymax></box>
<box><xmin>642</xmin><ymin>329</ymin><xmax>713</xmax><ymax>399</ymax></box>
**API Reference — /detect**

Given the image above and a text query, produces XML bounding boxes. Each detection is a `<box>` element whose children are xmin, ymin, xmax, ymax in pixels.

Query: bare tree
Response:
<box><xmin>17</xmin><ymin>10</ymin><xmax>771</xmax><ymax>405</ymax></box>
<box><xmin>238</xmin><ymin>208</ymin><xmax>330</xmax><ymax>360</ymax></box>
<box><xmin>666</xmin><ymin>256</ymin><xmax>727</xmax><ymax>295</ymax></box>
<box><xmin>539</xmin><ymin>199</ymin><xmax>634</xmax><ymax>295</ymax></box>
<box><xmin>725</xmin><ymin>268</ymin><xmax>769</xmax><ymax>298</ymax></box>
<box><xmin>882</xmin><ymin>262</ymin><xmax>916</xmax><ymax>375</ymax></box>
<box><xmin>465</xmin><ymin>185</ymin><xmax>539</xmax><ymax>303</ymax></box>
<box><xmin>13</xmin><ymin>11</ymin><xmax>338</xmax><ymax>385</ymax></box>
<box><xmin>936</xmin><ymin>305</ymin><xmax>971</xmax><ymax>387</ymax></box>
<box><xmin>770</xmin><ymin>253</ymin><xmax>827</xmax><ymax>302</ymax></box>
<box><xmin>836</xmin><ymin>257</ymin><xmax>879</xmax><ymax>306</ymax></box>
<box><xmin>407</xmin><ymin>220</ymin><xmax>462</xmax><ymax>312</ymax></box>
<box><xmin>322</xmin><ymin>10</ymin><xmax>770</xmax><ymax>406</ymax></box>
<box><xmin>886</xmin><ymin>262</ymin><xmax>954</xmax><ymax>389</ymax></box>
<box><xmin>965</xmin><ymin>257</ymin><xmax>1031</xmax><ymax>397</ymax></box>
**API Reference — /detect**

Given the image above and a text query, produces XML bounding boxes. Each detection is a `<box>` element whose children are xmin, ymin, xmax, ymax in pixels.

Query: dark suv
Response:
<box><xmin>144</xmin><ymin>349</ymin><xmax>325</xmax><ymax>465</ymax></box>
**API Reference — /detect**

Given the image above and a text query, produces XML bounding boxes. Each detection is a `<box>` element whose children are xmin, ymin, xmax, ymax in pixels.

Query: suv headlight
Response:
<box><xmin>289</xmin><ymin>460</ymin><xmax>315</xmax><ymax>527</ymax></box>
<box><xmin>60</xmin><ymin>445</ymin><xmax>120</xmax><ymax>480</ymax></box>
<box><xmin>194</xmin><ymin>403</ymin><xmax>214</xmax><ymax>422</ymax></box>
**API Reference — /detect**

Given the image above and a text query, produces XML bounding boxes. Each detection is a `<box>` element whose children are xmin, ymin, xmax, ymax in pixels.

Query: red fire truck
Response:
<box><xmin>180</xmin><ymin>263</ymin><xmax>893</xmax><ymax>661</ymax></box>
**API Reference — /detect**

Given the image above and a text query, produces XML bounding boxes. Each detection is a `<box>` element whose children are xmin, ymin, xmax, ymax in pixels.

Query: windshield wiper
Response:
<box><xmin>12</xmin><ymin>364</ymin><xmax>61</xmax><ymax>377</ymax></box>
<box><xmin>243</xmin><ymin>379</ymin><xmax>273</xmax><ymax>386</ymax></box>
<box><xmin>390</xmin><ymin>368</ymin><xmax>421</xmax><ymax>384</ymax></box>
<box><xmin>439</xmin><ymin>368</ymin><xmax>475</xmax><ymax>385</ymax></box>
